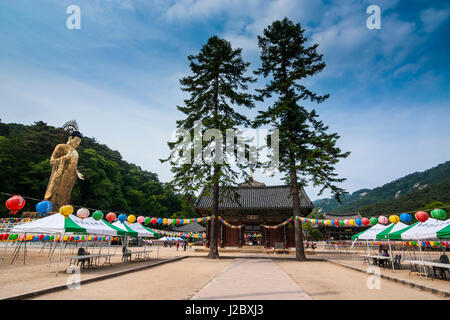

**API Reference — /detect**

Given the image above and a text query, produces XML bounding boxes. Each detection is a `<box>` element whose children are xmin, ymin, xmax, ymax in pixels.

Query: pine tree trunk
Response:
<box><xmin>207</xmin><ymin>167</ymin><xmax>220</xmax><ymax>259</ymax></box>
<box><xmin>290</xmin><ymin>156</ymin><xmax>306</xmax><ymax>261</ymax></box>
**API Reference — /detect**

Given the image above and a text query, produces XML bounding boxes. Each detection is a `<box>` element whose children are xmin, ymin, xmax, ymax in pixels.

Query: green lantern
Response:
<box><xmin>339</xmin><ymin>220</ymin><xmax>345</xmax><ymax>226</ymax></box>
<box><xmin>431</xmin><ymin>208</ymin><xmax>447</xmax><ymax>220</ymax></box>
<box><xmin>144</xmin><ymin>217</ymin><xmax>151</xmax><ymax>225</ymax></box>
<box><xmin>93</xmin><ymin>210</ymin><xmax>103</xmax><ymax>221</ymax></box>
<box><xmin>171</xmin><ymin>219</ymin><xmax>177</xmax><ymax>225</ymax></box>
<box><xmin>369</xmin><ymin>217</ymin><xmax>378</xmax><ymax>225</ymax></box>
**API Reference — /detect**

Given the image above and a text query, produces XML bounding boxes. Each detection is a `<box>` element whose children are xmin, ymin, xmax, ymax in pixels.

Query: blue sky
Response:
<box><xmin>1</xmin><ymin>0</ymin><xmax>449</xmax><ymax>201</ymax></box>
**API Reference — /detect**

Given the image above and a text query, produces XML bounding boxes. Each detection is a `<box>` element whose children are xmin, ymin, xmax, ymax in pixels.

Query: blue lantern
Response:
<box><xmin>355</xmin><ymin>218</ymin><xmax>362</xmax><ymax>226</ymax></box>
<box><xmin>399</xmin><ymin>213</ymin><xmax>412</xmax><ymax>224</ymax></box>
<box><xmin>157</xmin><ymin>218</ymin><xmax>163</xmax><ymax>224</ymax></box>
<box><xmin>118</xmin><ymin>214</ymin><xmax>127</xmax><ymax>223</ymax></box>
<box><xmin>36</xmin><ymin>201</ymin><xmax>53</xmax><ymax>217</ymax></box>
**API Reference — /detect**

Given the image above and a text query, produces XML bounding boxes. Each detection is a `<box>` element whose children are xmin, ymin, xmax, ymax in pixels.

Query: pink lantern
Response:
<box><xmin>344</xmin><ymin>219</ymin><xmax>349</xmax><ymax>226</ymax></box>
<box><xmin>378</xmin><ymin>216</ymin><xmax>388</xmax><ymax>225</ymax></box>
<box><xmin>76</xmin><ymin>207</ymin><xmax>90</xmax><ymax>220</ymax></box>
<box><xmin>137</xmin><ymin>216</ymin><xmax>145</xmax><ymax>224</ymax></box>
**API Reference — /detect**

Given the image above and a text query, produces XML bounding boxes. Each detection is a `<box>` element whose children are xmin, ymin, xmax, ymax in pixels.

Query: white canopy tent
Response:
<box><xmin>10</xmin><ymin>214</ymin><xmax>119</xmax><ymax>236</ymax></box>
<box><xmin>353</xmin><ymin>223</ymin><xmax>389</xmax><ymax>240</ymax></box>
<box><xmin>127</xmin><ymin>222</ymin><xmax>156</xmax><ymax>238</ymax></box>
<box><xmin>401</xmin><ymin>218</ymin><xmax>450</xmax><ymax>240</ymax></box>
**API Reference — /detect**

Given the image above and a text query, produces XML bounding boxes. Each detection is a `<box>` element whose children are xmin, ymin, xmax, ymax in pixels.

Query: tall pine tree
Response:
<box><xmin>163</xmin><ymin>36</ymin><xmax>255</xmax><ymax>258</ymax></box>
<box><xmin>254</xmin><ymin>18</ymin><xmax>350</xmax><ymax>260</ymax></box>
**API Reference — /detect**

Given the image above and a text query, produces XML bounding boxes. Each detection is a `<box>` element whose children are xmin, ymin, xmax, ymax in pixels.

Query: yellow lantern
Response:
<box><xmin>162</xmin><ymin>218</ymin><xmax>168</xmax><ymax>225</ymax></box>
<box><xmin>59</xmin><ymin>205</ymin><xmax>74</xmax><ymax>218</ymax></box>
<box><xmin>389</xmin><ymin>215</ymin><xmax>400</xmax><ymax>224</ymax></box>
<box><xmin>64</xmin><ymin>235</ymin><xmax>69</xmax><ymax>241</ymax></box>
<box><xmin>127</xmin><ymin>214</ymin><xmax>136</xmax><ymax>224</ymax></box>
<box><xmin>349</xmin><ymin>219</ymin><xmax>356</xmax><ymax>226</ymax></box>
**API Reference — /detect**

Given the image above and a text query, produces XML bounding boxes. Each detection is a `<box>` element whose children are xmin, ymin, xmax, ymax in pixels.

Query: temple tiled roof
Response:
<box><xmin>169</xmin><ymin>222</ymin><xmax>206</xmax><ymax>233</ymax></box>
<box><xmin>195</xmin><ymin>185</ymin><xmax>314</xmax><ymax>211</ymax></box>
<box><xmin>322</xmin><ymin>213</ymin><xmax>362</xmax><ymax>220</ymax></box>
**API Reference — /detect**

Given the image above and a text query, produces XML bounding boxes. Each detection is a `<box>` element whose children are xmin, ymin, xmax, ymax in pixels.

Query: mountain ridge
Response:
<box><xmin>314</xmin><ymin>160</ymin><xmax>450</xmax><ymax>215</ymax></box>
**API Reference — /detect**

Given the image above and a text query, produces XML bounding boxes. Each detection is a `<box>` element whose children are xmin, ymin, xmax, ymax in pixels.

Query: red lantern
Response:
<box><xmin>5</xmin><ymin>195</ymin><xmax>25</xmax><ymax>215</ymax></box>
<box><xmin>334</xmin><ymin>220</ymin><xmax>339</xmax><ymax>227</ymax></box>
<box><xmin>39</xmin><ymin>235</ymin><xmax>44</xmax><ymax>241</ymax></box>
<box><xmin>106</xmin><ymin>212</ymin><xmax>116</xmax><ymax>223</ymax></box>
<box><xmin>361</xmin><ymin>218</ymin><xmax>370</xmax><ymax>226</ymax></box>
<box><xmin>151</xmin><ymin>217</ymin><xmax>157</xmax><ymax>224</ymax></box>
<box><xmin>69</xmin><ymin>236</ymin><xmax>74</xmax><ymax>241</ymax></box>
<box><xmin>176</xmin><ymin>219</ymin><xmax>181</xmax><ymax>225</ymax></box>
<box><xmin>415</xmin><ymin>211</ymin><xmax>429</xmax><ymax>223</ymax></box>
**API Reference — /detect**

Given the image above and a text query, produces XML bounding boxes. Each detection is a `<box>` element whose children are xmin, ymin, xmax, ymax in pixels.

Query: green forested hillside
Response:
<box><xmin>0</xmin><ymin>120</ymin><xmax>195</xmax><ymax>218</ymax></box>
<box><xmin>355</xmin><ymin>179</ymin><xmax>450</xmax><ymax>217</ymax></box>
<box><xmin>314</xmin><ymin>160</ymin><xmax>450</xmax><ymax>215</ymax></box>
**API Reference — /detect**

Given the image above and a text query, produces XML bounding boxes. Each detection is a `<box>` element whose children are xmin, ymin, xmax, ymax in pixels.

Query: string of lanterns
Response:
<box><xmin>262</xmin><ymin>217</ymin><xmax>293</xmax><ymax>229</ymax></box>
<box><xmin>3</xmin><ymin>194</ymin><xmax>448</xmax><ymax>231</ymax></box>
<box><xmin>327</xmin><ymin>240</ymin><xmax>450</xmax><ymax>248</ymax></box>
<box><xmin>244</xmin><ymin>233</ymin><xmax>262</xmax><ymax>238</ymax></box>
<box><xmin>217</xmin><ymin>216</ymin><xmax>243</xmax><ymax>229</ymax></box>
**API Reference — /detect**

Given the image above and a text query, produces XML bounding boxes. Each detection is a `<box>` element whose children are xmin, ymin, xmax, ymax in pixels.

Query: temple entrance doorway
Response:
<box><xmin>243</xmin><ymin>224</ymin><xmax>262</xmax><ymax>246</ymax></box>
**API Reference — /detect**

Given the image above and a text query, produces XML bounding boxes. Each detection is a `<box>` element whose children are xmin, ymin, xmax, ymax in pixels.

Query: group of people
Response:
<box><xmin>163</xmin><ymin>239</ymin><xmax>190</xmax><ymax>251</ymax></box>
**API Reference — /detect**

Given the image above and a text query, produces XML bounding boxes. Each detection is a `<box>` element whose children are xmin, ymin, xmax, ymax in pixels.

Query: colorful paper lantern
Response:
<box><xmin>106</xmin><ymin>212</ymin><xmax>116</xmax><ymax>223</ymax></box>
<box><xmin>137</xmin><ymin>216</ymin><xmax>145</xmax><ymax>224</ymax></box>
<box><xmin>389</xmin><ymin>215</ymin><xmax>400</xmax><ymax>224</ymax></box>
<box><xmin>355</xmin><ymin>218</ymin><xmax>363</xmax><ymax>226</ymax></box>
<box><xmin>415</xmin><ymin>211</ymin><xmax>429</xmax><ymax>223</ymax></box>
<box><xmin>5</xmin><ymin>195</ymin><xmax>26</xmax><ymax>215</ymax></box>
<box><xmin>378</xmin><ymin>216</ymin><xmax>388</xmax><ymax>225</ymax></box>
<box><xmin>344</xmin><ymin>219</ymin><xmax>350</xmax><ymax>226</ymax></box>
<box><xmin>369</xmin><ymin>217</ymin><xmax>378</xmax><ymax>225</ymax></box>
<box><xmin>118</xmin><ymin>214</ymin><xmax>127</xmax><ymax>223</ymax></box>
<box><xmin>77</xmin><ymin>207</ymin><xmax>90</xmax><ymax>219</ymax></box>
<box><xmin>127</xmin><ymin>215</ymin><xmax>136</xmax><ymax>224</ymax></box>
<box><xmin>36</xmin><ymin>201</ymin><xmax>53</xmax><ymax>217</ymax></box>
<box><xmin>431</xmin><ymin>209</ymin><xmax>447</xmax><ymax>220</ymax></box>
<box><xmin>400</xmin><ymin>213</ymin><xmax>412</xmax><ymax>224</ymax></box>
<box><xmin>59</xmin><ymin>205</ymin><xmax>74</xmax><ymax>218</ymax></box>
<box><xmin>92</xmin><ymin>210</ymin><xmax>103</xmax><ymax>221</ymax></box>
<box><xmin>144</xmin><ymin>217</ymin><xmax>151</xmax><ymax>225</ymax></box>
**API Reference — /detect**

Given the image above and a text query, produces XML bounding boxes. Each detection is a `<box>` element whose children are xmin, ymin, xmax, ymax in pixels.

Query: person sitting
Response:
<box><xmin>122</xmin><ymin>246</ymin><xmax>132</xmax><ymax>262</ymax></box>
<box><xmin>77</xmin><ymin>247</ymin><xmax>90</xmax><ymax>269</ymax></box>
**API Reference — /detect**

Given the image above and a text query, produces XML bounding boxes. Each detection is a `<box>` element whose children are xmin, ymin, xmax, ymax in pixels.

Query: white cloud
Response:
<box><xmin>420</xmin><ymin>7</ymin><xmax>450</xmax><ymax>33</ymax></box>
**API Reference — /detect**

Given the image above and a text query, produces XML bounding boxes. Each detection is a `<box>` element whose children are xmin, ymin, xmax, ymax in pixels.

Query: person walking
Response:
<box><xmin>176</xmin><ymin>240</ymin><xmax>180</xmax><ymax>251</ymax></box>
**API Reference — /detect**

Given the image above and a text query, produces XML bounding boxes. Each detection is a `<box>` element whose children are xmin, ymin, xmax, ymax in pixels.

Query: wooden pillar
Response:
<box><xmin>283</xmin><ymin>225</ymin><xmax>287</xmax><ymax>249</ymax></box>
<box><xmin>219</xmin><ymin>223</ymin><xmax>223</xmax><ymax>248</ymax></box>
<box><xmin>205</xmin><ymin>220</ymin><xmax>210</xmax><ymax>248</ymax></box>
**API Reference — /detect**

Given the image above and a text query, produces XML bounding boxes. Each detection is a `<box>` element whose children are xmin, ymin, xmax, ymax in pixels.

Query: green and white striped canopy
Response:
<box><xmin>11</xmin><ymin>213</ymin><xmax>121</xmax><ymax>235</ymax></box>
<box><xmin>375</xmin><ymin>222</ymin><xmax>408</xmax><ymax>239</ymax></box>
<box><xmin>351</xmin><ymin>224</ymin><xmax>389</xmax><ymax>240</ymax></box>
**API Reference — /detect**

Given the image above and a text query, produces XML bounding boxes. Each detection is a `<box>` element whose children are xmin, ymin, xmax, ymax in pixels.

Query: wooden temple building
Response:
<box><xmin>194</xmin><ymin>178</ymin><xmax>314</xmax><ymax>248</ymax></box>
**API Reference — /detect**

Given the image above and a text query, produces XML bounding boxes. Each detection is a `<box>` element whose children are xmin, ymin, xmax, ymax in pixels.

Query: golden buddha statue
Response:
<box><xmin>44</xmin><ymin>126</ymin><xmax>84</xmax><ymax>211</ymax></box>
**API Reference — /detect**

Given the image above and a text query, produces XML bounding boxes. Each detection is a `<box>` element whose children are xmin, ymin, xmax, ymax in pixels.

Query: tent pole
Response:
<box><xmin>388</xmin><ymin>235</ymin><xmax>394</xmax><ymax>272</ymax></box>
<box><xmin>23</xmin><ymin>239</ymin><xmax>27</xmax><ymax>265</ymax></box>
<box><xmin>157</xmin><ymin>238</ymin><xmax>160</xmax><ymax>260</ymax></box>
<box><xmin>56</xmin><ymin>232</ymin><xmax>65</xmax><ymax>277</ymax></box>
<box><xmin>418</xmin><ymin>240</ymin><xmax>427</xmax><ymax>279</ymax></box>
<box><xmin>0</xmin><ymin>237</ymin><xmax>10</xmax><ymax>268</ymax></box>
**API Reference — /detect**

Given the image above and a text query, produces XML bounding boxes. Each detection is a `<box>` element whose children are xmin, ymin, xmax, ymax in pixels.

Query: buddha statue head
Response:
<box><xmin>67</xmin><ymin>131</ymin><xmax>82</xmax><ymax>148</ymax></box>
